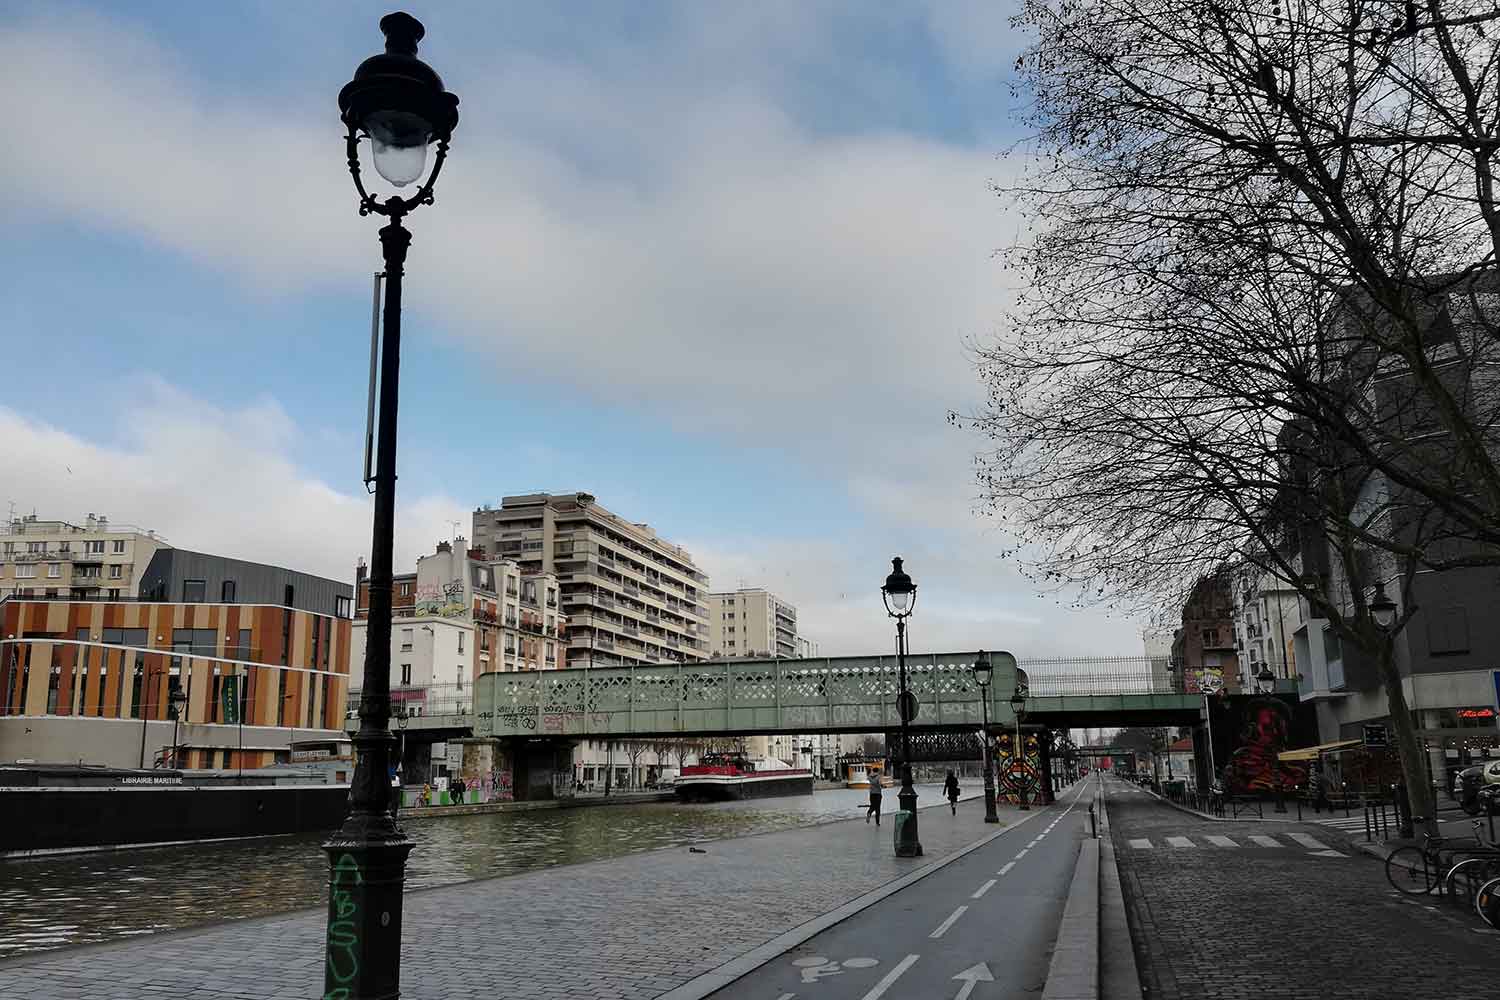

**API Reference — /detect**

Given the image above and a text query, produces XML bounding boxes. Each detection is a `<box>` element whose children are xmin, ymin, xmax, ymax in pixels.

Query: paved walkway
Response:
<box><xmin>0</xmin><ymin>795</ymin><xmax>1018</xmax><ymax>1000</ymax></box>
<box><xmin>1104</xmin><ymin>775</ymin><xmax>1500</xmax><ymax>1000</ymax></box>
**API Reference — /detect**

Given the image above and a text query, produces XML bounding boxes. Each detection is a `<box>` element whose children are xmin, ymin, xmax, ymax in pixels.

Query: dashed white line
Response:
<box><xmin>1027</xmin><ymin>837</ymin><xmax>1041</xmax><ymax>847</ymax></box>
<box><xmin>1015</xmin><ymin>849</ymin><xmax>1029</xmax><ymax>859</ymax></box>
<box><xmin>971</xmin><ymin>879</ymin><xmax>997</xmax><ymax>899</ymax></box>
<box><xmin>861</xmin><ymin>954</ymin><xmax>920</xmax><ymax>1000</ymax></box>
<box><xmin>998</xmin><ymin>861</ymin><xmax>1016</xmax><ymax>876</ymax></box>
<box><xmin>929</xmin><ymin>906</ymin><xmax>968</xmax><ymax>939</ymax></box>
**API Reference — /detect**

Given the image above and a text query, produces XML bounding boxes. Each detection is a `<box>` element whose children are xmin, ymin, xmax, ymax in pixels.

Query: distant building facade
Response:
<box><xmin>0</xmin><ymin>513</ymin><xmax>168</xmax><ymax>602</ymax></box>
<box><xmin>0</xmin><ymin>557</ymin><xmax>353</xmax><ymax>770</ymax></box>
<box><xmin>706</xmin><ymin>588</ymin><xmax>803</xmax><ymax>659</ymax></box>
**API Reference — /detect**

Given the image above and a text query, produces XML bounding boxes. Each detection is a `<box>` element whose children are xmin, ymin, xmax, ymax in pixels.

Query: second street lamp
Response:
<box><xmin>972</xmin><ymin>651</ymin><xmax>999</xmax><ymax>824</ymax></box>
<box><xmin>881</xmin><ymin>557</ymin><xmax>922</xmax><ymax>857</ymax></box>
<box><xmin>1010</xmin><ymin>685</ymin><xmax>1029</xmax><ymax>810</ymax></box>
<box><xmin>323</xmin><ymin>13</ymin><xmax>459</xmax><ymax>1000</ymax></box>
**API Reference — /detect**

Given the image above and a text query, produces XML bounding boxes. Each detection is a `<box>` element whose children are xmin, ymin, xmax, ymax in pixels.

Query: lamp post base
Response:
<box><xmin>321</xmin><ymin>826</ymin><xmax>413</xmax><ymax>1000</ymax></box>
<box><xmin>895</xmin><ymin>766</ymin><xmax>923</xmax><ymax>857</ymax></box>
<box><xmin>982</xmin><ymin>769</ymin><xmax>999</xmax><ymax>823</ymax></box>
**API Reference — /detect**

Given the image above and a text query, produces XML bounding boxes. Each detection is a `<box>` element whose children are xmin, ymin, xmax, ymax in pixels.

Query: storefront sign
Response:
<box><xmin>1362</xmin><ymin>724</ymin><xmax>1390</xmax><ymax>749</ymax></box>
<box><xmin>118</xmin><ymin>775</ymin><xmax>183</xmax><ymax>785</ymax></box>
<box><xmin>1457</xmin><ymin>708</ymin><xmax>1496</xmax><ymax>720</ymax></box>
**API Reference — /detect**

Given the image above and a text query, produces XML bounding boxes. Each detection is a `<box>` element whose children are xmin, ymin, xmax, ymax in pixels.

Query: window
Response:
<box><xmin>221</xmin><ymin>580</ymin><xmax>236</xmax><ymax>602</ymax></box>
<box><xmin>44</xmin><ymin>588</ymin><xmax>57</xmax><ymax>598</ymax></box>
<box><xmin>15</xmin><ymin>565</ymin><xmax>35</xmax><ymax>579</ymax></box>
<box><xmin>76</xmin><ymin>566</ymin><xmax>101</xmax><ymax>579</ymax></box>
<box><xmin>108</xmin><ymin>588</ymin><xmax>120</xmax><ymax>600</ymax></box>
<box><xmin>546</xmin><ymin>642</ymin><xmax>555</xmax><ymax>662</ymax></box>
<box><xmin>456</xmin><ymin>667</ymin><xmax>464</xmax><ymax>690</ymax></box>
<box><xmin>335</xmin><ymin>595</ymin><xmax>352</xmax><ymax>618</ymax></box>
<box><xmin>58</xmin><ymin>541</ymin><xmax>69</xmax><ymax>553</ymax></box>
<box><xmin>2</xmin><ymin>541</ymin><xmax>12</xmax><ymax>554</ymax></box>
<box><xmin>1200</xmin><ymin>629</ymin><xmax>1216</xmax><ymax>647</ymax></box>
<box><xmin>401</xmin><ymin>628</ymin><xmax>413</xmax><ymax>651</ymax></box>
<box><xmin>27</xmin><ymin>541</ymin><xmax>45</xmax><ymax>553</ymax></box>
<box><xmin>84</xmin><ymin>540</ymin><xmax>104</xmax><ymax>554</ymax></box>
<box><xmin>283</xmin><ymin>584</ymin><xmax>295</xmax><ymax>608</ymax></box>
<box><xmin>182</xmin><ymin>579</ymin><xmax>206</xmax><ymax>602</ymax></box>
<box><xmin>458</xmin><ymin>632</ymin><xmax>465</xmax><ymax>654</ymax></box>
<box><xmin>109</xmin><ymin>565</ymin><xmax>122</xmax><ymax>580</ymax></box>
<box><xmin>112</xmin><ymin>539</ymin><xmax>125</xmax><ymax>554</ymax></box>
<box><xmin>46</xmin><ymin>563</ymin><xmax>60</xmax><ymax>578</ymax></box>
<box><xmin>401</xmin><ymin>664</ymin><xmax>412</xmax><ymax>685</ymax></box>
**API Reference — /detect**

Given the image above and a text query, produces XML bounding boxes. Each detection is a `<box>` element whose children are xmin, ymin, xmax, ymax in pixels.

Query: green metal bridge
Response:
<box><xmin>471</xmin><ymin>652</ymin><xmax>1201</xmax><ymax>740</ymax></box>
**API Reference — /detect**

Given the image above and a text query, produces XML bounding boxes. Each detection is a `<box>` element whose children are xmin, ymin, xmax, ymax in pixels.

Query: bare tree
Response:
<box><xmin>970</xmin><ymin>0</ymin><xmax>1500</xmax><ymax>830</ymax></box>
<box><xmin>623</xmin><ymin>740</ymin><xmax>651</xmax><ymax>790</ymax></box>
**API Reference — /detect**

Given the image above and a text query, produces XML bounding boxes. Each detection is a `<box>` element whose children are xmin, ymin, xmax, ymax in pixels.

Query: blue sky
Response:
<box><xmin>0</xmin><ymin>2</ymin><xmax>1141</xmax><ymax>657</ymax></box>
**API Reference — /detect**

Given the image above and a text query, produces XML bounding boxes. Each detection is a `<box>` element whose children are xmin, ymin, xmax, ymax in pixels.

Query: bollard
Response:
<box><xmin>1296</xmin><ymin>788</ymin><xmax>1302</xmax><ymax>822</ymax></box>
<box><xmin>1089</xmin><ymin>802</ymin><xmax>1097</xmax><ymax>839</ymax></box>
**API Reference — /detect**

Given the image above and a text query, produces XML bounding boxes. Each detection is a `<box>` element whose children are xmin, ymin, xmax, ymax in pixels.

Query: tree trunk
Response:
<box><xmin>1374</xmin><ymin>634</ymin><xmax>1432</xmax><ymax>838</ymax></box>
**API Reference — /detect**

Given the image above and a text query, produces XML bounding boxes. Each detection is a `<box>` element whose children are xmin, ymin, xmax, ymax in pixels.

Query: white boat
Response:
<box><xmin>846</xmin><ymin>764</ymin><xmax>871</xmax><ymax>789</ymax></box>
<box><xmin>675</xmin><ymin>754</ymin><xmax>814</xmax><ymax>801</ymax></box>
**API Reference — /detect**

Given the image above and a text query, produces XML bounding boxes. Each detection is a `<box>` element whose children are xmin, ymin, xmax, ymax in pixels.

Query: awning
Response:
<box><xmin>1277</xmin><ymin>739</ymin><xmax>1361</xmax><ymax>762</ymax></box>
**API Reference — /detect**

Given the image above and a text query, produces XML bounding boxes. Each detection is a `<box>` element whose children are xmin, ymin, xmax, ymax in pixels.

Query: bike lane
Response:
<box><xmin>708</xmin><ymin>777</ymin><xmax>1097</xmax><ymax>1000</ymax></box>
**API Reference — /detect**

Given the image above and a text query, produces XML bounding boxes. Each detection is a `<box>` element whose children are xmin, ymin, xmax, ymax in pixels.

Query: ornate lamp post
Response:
<box><xmin>972</xmin><ymin>651</ymin><xmax>999</xmax><ymax>823</ymax></box>
<box><xmin>167</xmin><ymin>688</ymin><xmax>188</xmax><ymax>769</ymax></box>
<box><xmin>323</xmin><ymin>13</ymin><xmax>459</xmax><ymax>1000</ymax></box>
<box><xmin>1009</xmin><ymin>686</ymin><xmax>1029</xmax><ymax>810</ymax></box>
<box><xmin>881</xmin><ymin>557</ymin><xmax>922</xmax><ymax>857</ymax></box>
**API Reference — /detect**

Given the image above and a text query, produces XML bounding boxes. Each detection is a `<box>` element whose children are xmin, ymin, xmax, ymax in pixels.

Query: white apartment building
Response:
<box><xmin>349</xmin><ymin>614</ymin><xmax>473</xmax><ymax>715</ymax></box>
<box><xmin>1228</xmin><ymin>564</ymin><xmax>1303</xmax><ymax>690</ymax></box>
<box><xmin>472</xmin><ymin>493</ymin><xmax>711</xmax><ymax>670</ymax></box>
<box><xmin>0</xmin><ymin>513</ymin><xmax>168</xmax><ymax>601</ymax></box>
<box><xmin>472</xmin><ymin>493</ymin><xmax>711</xmax><ymax>779</ymax></box>
<box><xmin>706</xmin><ymin>587</ymin><xmax>801</xmax><ymax>659</ymax></box>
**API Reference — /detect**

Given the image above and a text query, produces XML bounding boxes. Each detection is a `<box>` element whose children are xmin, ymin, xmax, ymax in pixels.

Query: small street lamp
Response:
<box><xmin>881</xmin><ymin>556</ymin><xmax>922</xmax><ymax>857</ymax></box>
<box><xmin>972</xmin><ymin>651</ymin><xmax>999</xmax><ymax>824</ymax></box>
<box><xmin>1009</xmin><ymin>685</ymin><xmax>1029</xmax><ymax>810</ymax></box>
<box><xmin>324</xmin><ymin>13</ymin><xmax>459</xmax><ymax>1000</ymax></box>
<box><xmin>1255</xmin><ymin>665</ymin><xmax>1275</xmax><ymax>695</ymax></box>
<box><xmin>395</xmin><ymin>707</ymin><xmax>409</xmax><ymax>811</ymax></box>
<box><xmin>1369</xmin><ymin>583</ymin><xmax>1397</xmax><ymax>632</ymax></box>
<box><xmin>167</xmin><ymin>688</ymin><xmax>188</xmax><ymax>769</ymax></box>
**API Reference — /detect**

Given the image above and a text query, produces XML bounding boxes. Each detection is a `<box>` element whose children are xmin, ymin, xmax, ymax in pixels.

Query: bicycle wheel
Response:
<box><xmin>1444</xmin><ymin>856</ymin><xmax>1500</xmax><ymax>898</ymax></box>
<box><xmin>1386</xmin><ymin>846</ymin><xmax>1438</xmax><ymax>895</ymax></box>
<box><xmin>1476</xmin><ymin>876</ymin><xmax>1500</xmax><ymax>928</ymax></box>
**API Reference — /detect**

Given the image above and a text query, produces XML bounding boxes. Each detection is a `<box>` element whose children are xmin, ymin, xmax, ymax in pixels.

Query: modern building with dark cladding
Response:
<box><xmin>138</xmin><ymin>549</ymin><xmax>353</xmax><ymax>619</ymax></box>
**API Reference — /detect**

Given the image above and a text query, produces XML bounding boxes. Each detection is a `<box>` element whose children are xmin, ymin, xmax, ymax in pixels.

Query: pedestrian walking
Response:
<box><xmin>944</xmin><ymin>771</ymin><xmax>961</xmax><ymax>815</ymax></box>
<box><xmin>420</xmin><ymin>782</ymin><xmax>432</xmax><ymax>808</ymax></box>
<box><xmin>866</xmin><ymin>781</ymin><xmax>883</xmax><ymax>826</ymax></box>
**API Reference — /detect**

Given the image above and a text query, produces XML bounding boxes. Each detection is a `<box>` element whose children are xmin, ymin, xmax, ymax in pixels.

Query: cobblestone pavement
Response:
<box><xmin>1104</xmin><ymin>776</ymin><xmax>1500</xmax><ymax>1000</ymax></box>
<box><xmin>0</xmin><ymin>796</ymin><xmax>1017</xmax><ymax>1000</ymax></box>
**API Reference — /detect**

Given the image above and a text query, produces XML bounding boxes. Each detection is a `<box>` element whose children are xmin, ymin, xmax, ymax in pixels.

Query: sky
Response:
<box><xmin>0</xmin><ymin>1</ymin><xmax>1144</xmax><ymax>660</ymax></box>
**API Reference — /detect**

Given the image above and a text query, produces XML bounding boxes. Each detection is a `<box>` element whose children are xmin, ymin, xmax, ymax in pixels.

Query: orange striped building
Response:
<box><xmin>1</xmin><ymin>597</ymin><xmax>351</xmax><ymax>769</ymax></box>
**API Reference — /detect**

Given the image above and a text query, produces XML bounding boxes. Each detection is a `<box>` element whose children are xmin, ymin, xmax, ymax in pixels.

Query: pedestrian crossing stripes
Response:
<box><xmin>1125</xmin><ymin>833</ymin><xmax>1345</xmax><ymax>855</ymax></box>
<box><xmin>1310</xmin><ymin>815</ymin><xmax>1368</xmax><ymax>833</ymax></box>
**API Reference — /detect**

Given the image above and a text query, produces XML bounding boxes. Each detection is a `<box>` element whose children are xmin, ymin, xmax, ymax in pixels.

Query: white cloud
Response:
<box><xmin>0</xmin><ymin>381</ymin><xmax>464</xmax><ymax>583</ymax></box>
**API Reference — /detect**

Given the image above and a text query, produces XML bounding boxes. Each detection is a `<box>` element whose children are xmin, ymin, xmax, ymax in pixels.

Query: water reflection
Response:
<box><xmin>0</xmin><ymin>784</ymin><xmax>966</xmax><ymax>958</ymax></box>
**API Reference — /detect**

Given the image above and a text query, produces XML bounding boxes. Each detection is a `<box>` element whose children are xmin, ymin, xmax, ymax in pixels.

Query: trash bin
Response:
<box><xmin>893</xmin><ymin>809</ymin><xmax>914</xmax><ymax>851</ymax></box>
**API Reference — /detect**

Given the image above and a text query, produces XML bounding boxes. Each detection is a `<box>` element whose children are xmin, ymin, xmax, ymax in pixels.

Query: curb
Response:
<box><xmin>1096</xmin><ymin>784</ymin><xmax>1143</xmax><ymax>1000</ymax></box>
<box><xmin>1142</xmin><ymin>787</ymin><xmax>1321</xmax><ymax>825</ymax></box>
<box><xmin>1041</xmin><ymin>832</ymin><xmax>1100</xmax><ymax>1000</ymax></box>
<box><xmin>655</xmin><ymin>795</ymin><xmax>1056</xmax><ymax>1000</ymax></box>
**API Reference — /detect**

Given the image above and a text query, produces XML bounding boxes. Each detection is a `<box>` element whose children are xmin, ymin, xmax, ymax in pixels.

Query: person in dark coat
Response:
<box><xmin>944</xmin><ymin>771</ymin><xmax>961</xmax><ymax>814</ymax></box>
<box><xmin>866</xmin><ymin>780</ymin><xmax>883</xmax><ymax>825</ymax></box>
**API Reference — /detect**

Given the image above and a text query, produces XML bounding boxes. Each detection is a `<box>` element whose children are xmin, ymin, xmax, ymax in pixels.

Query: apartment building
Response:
<box><xmin>0</xmin><ymin>557</ymin><xmax>353</xmax><ymax>769</ymax></box>
<box><xmin>472</xmin><ymin>493</ymin><xmax>711</xmax><ymax>670</ymax></box>
<box><xmin>0</xmin><ymin>514</ymin><xmax>168</xmax><ymax>601</ymax></box>
<box><xmin>1227</xmin><ymin>565</ymin><xmax>1303</xmax><ymax>691</ymax></box>
<box><xmin>706</xmin><ymin>588</ymin><xmax>804</xmax><ymax>659</ymax></box>
<box><xmin>351</xmin><ymin>539</ymin><xmax>569</xmax><ymax>703</ymax></box>
<box><xmin>1170</xmin><ymin>574</ymin><xmax>1241</xmax><ymax>694</ymax></box>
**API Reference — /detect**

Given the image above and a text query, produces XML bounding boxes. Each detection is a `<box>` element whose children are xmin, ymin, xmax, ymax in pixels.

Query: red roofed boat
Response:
<box><xmin>675</xmin><ymin>753</ymin><xmax>813</xmax><ymax>801</ymax></box>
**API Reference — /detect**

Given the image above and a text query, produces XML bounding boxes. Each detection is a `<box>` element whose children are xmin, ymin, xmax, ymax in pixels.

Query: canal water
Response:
<box><xmin>0</xmin><ymin>783</ymin><xmax>975</xmax><ymax>958</ymax></box>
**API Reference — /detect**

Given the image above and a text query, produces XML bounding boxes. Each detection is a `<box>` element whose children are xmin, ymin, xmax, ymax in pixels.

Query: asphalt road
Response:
<box><xmin>710</xmin><ymin>777</ymin><xmax>1098</xmax><ymax>1000</ymax></box>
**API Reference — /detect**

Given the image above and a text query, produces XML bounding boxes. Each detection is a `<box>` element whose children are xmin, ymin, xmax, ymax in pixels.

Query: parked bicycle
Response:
<box><xmin>1384</xmin><ymin>818</ymin><xmax>1500</xmax><ymax>896</ymax></box>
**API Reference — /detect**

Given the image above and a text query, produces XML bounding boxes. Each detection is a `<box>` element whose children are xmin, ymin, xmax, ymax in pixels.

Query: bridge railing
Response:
<box><xmin>1019</xmin><ymin>657</ymin><xmax>1175</xmax><ymax>698</ymax></box>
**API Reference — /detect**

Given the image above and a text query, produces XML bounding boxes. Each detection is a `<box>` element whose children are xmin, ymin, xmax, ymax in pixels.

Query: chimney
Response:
<box><xmin>436</xmin><ymin>540</ymin><xmax>452</xmax><ymax>554</ymax></box>
<box><xmin>355</xmin><ymin>557</ymin><xmax>368</xmax><ymax>586</ymax></box>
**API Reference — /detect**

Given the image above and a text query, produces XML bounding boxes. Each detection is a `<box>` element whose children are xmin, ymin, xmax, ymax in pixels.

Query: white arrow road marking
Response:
<box><xmin>930</xmin><ymin>905</ymin><xmax>968</xmax><ymax>938</ymax></box>
<box><xmin>950</xmin><ymin>962</ymin><xmax>994</xmax><ymax>1000</ymax></box>
<box><xmin>861</xmin><ymin>954</ymin><xmax>920</xmax><ymax>1000</ymax></box>
<box><xmin>971</xmin><ymin>878</ymin><xmax>997</xmax><ymax>899</ymax></box>
<box><xmin>997</xmin><ymin>861</ymin><xmax>1016</xmax><ymax>876</ymax></box>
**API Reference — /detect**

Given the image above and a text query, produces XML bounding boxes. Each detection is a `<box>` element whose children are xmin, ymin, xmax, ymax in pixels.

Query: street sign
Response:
<box><xmin>897</xmin><ymin>690</ymin><xmax>918</xmax><ymax>723</ymax></box>
<box><xmin>1363</xmin><ymin>724</ymin><xmax>1389</xmax><ymax>749</ymax></box>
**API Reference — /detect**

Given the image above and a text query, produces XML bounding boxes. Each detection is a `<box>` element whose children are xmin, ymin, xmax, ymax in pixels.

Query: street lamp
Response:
<box><xmin>972</xmin><ymin>651</ymin><xmax>999</xmax><ymax>824</ymax></box>
<box><xmin>325</xmin><ymin>14</ymin><xmax>459</xmax><ymax>1000</ymax></box>
<box><xmin>1255</xmin><ymin>665</ymin><xmax>1275</xmax><ymax>695</ymax></box>
<box><xmin>881</xmin><ymin>556</ymin><xmax>922</xmax><ymax>857</ymax></box>
<box><xmin>1369</xmin><ymin>583</ymin><xmax>1397</xmax><ymax>632</ymax></box>
<box><xmin>1009</xmin><ymin>685</ymin><xmax>1029</xmax><ymax>810</ymax></box>
<box><xmin>395</xmin><ymin>707</ymin><xmax>409</xmax><ymax>812</ymax></box>
<box><xmin>167</xmin><ymin>687</ymin><xmax>188</xmax><ymax>769</ymax></box>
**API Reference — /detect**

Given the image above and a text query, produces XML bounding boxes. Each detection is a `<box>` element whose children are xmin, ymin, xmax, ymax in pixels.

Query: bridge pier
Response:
<box><xmin>500</xmin><ymin>738</ymin><xmax>576</xmax><ymax>801</ymax></box>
